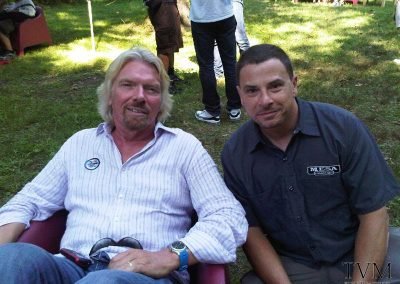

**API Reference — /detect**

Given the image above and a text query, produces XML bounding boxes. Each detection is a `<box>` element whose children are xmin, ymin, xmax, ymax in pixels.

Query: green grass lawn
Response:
<box><xmin>0</xmin><ymin>0</ymin><xmax>399</xmax><ymax>281</ymax></box>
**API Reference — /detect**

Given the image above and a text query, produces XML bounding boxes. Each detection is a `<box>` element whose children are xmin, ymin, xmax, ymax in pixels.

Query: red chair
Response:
<box><xmin>17</xmin><ymin>210</ymin><xmax>230</xmax><ymax>284</ymax></box>
<box><xmin>10</xmin><ymin>6</ymin><xmax>52</xmax><ymax>56</ymax></box>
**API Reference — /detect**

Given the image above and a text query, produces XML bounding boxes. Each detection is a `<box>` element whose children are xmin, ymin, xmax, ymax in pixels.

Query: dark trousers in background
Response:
<box><xmin>191</xmin><ymin>16</ymin><xmax>241</xmax><ymax>116</ymax></box>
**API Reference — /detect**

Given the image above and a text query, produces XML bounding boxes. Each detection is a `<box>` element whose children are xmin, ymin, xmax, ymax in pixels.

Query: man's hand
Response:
<box><xmin>243</xmin><ymin>227</ymin><xmax>291</xmax><ymax>284</ymax></box>
<box><xmin>0</xmin><ymin>223</ymin><xmax>25</xmax><ymax>245</ymax></box>
<box><xmin>108</xmin><ymin>248</ymin><xmax>179</xmax><ymax>278</ymax></box>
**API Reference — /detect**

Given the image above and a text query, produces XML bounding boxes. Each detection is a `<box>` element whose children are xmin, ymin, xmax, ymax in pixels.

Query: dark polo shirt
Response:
<box><xmin>222</xmin><ymin>98</ymin><xmax>400</xmax><ymax>268</ymax></box>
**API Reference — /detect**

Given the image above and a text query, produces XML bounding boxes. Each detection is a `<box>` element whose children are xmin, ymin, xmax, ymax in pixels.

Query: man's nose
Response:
<box><xmin>259</xmin><ymin>89</ymin><xmax>273</xmax><ymax>106</ymax></box>
<box><xmin>132</xmin><ymin>86</ymin><xmax>145</xmax><ymax>101</ymax></box>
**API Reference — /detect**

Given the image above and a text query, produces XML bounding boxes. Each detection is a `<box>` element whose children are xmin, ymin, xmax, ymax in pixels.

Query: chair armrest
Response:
<box><xmin>17</xmin><ymin>210</ymin><xmax>68</xmax><ymax>254</ymax></box>
<box><xmin>189</xmin><ymin>263</ymin><xmax>230</xmax><ymax>284</ymax></box>
<box><xmin>16</xmin><ymin>210</ymin><xmax>230</xmax><ymax>283</ymax></box>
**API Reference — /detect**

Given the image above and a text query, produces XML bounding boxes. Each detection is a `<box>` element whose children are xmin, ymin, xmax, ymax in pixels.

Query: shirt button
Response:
<box><xmin>282</xmin><ymin>157</ymin><xmax>288</xmax><ymax>161</ymax></box>
<box><xmin>288</xmin><ymin>186</ymin><xmax>294</xmax><ymax>191</ymax></box>
<box><xmin>296</xmin><ymin>216</ymin><xmax>303</xmax><ymax>222</ymax></box>
<box><xmin>310</xmin><ymin>245</ymin><xmax>316</xmax><ymax>251</ymax></box>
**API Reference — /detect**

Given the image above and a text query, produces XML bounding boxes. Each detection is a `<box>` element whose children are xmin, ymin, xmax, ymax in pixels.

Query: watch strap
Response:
<box><xmin>177</xmin><ymin>247</ymin><xmax>188</xmax><ymax>271</ymax></box>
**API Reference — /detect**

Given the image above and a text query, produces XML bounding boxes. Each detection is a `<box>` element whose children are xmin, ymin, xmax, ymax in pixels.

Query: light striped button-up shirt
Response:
<box><xmin>0</xmin><ymin>122</ymin><xmax>247</xmax><ymax>281</ymax></box>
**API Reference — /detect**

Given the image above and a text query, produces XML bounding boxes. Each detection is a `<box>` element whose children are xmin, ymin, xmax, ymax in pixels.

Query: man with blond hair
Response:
<box><xmin>0</xmin><ymin>47</ymin><xmax>247</xmax><ymax>284</ymax></box>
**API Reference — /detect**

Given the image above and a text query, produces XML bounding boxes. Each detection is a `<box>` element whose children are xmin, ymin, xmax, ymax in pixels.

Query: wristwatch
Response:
<box><xmin>170</xmin><ymin>241</ymin><xmax>189</xmax><ymax>271</ymax></box>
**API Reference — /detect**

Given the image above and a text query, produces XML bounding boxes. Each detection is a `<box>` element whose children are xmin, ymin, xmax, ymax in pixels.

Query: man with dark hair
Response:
<box><xmin>222</xmin><ymin>43</ymin><xmax>400</xmax><ymax>283</ymax></box>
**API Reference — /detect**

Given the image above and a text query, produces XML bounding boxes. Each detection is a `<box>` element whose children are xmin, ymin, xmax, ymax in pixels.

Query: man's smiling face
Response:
<box><xmin>109</xmin><ymin>60</ymin><xmax>162</xmax><ymax>132</ymax></box>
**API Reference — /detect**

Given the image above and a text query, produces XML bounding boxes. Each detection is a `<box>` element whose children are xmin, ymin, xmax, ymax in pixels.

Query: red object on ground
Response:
<box><xmin>10</xmin><ymin>6</ymin><xmax>52</xmax><ymax>56</ymax></box>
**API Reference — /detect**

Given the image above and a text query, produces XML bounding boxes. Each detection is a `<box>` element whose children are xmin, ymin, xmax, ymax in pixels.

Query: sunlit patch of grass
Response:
<box><xmin>341</xmin><ymin>14</ymin><xmax>369</xmax><ymax>26</ymax></box>
<box><xmin>58</xmin><ymin>45</ymin><xmax>123</xmax><ymax>64</ymax></box>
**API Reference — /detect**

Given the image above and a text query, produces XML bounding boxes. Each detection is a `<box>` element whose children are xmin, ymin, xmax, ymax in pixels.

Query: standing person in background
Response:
<box><xmin>191</xmin><ymin>0</ymin><xmax>242</xmax><ymax>124</ymax></box>
<box><xmin>144</xmin><ymin>0</ymin><xmax>183</xmax><ymax>94</ymax></box>
<box><xmin>214</xmin><ymin>0</ymin><xmax>250</xmax><ymax>78</ymax></box>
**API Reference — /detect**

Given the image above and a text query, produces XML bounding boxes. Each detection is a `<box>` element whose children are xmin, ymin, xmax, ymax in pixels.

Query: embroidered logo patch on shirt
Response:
<box><xmin>84</xmin><ymin>158</ymin><xmax>100</xmax><ymax>170</ymax></box>
<box><xmin>307</xmin><ymin>165</ymin><xmax>340</xmax><ymax>176</ymax></box>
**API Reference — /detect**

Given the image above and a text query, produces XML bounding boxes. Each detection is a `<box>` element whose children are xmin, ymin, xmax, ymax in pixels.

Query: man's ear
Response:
<box><xmin>292</xmin><ymin>75</ymin><xmax>298</xmax><ymax>97</ymax></box>
<box><xmin>236</xmin><ymin>85</ymin><xmax>241</xmax><ymax>95</ymax></box>
<box><xmin>237</xmin><ymin>85</ymin><xmax>245</xmax><ymax>105</ymax></box>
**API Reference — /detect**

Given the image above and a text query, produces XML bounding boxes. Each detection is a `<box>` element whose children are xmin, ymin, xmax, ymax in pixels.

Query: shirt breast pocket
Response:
<box><xmin>248</xmin><ymin>186</ymin><xmax>289</xmax><ymax>234</ymax></box>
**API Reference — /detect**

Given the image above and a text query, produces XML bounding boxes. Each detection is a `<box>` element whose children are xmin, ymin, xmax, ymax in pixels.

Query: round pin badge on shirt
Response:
<box><xmin>84</xmin><ymin>158</ymin><xmax>100</xmax><ymax>170</ymax></box>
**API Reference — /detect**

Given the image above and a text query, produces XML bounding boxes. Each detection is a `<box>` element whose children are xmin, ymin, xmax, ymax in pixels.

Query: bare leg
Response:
<box><xmin>0</xmin><ymin>31</ymin><xmax>12</xmax><ymax>51</ymax></box>
<box><xmin>158</xmin><ymin>53</ymin><xmax>170</xmax><ymax>71</ymax></box>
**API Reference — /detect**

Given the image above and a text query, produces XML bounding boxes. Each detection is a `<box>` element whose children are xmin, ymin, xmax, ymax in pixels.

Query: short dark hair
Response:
<box><xmin>236</xmin><ymin>44</ymin><xmax>294</xmax><ymax>83</ymax></box>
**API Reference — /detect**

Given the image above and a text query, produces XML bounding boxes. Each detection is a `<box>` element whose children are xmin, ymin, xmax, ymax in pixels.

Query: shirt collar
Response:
<box><xmin>95</xmin><ymin>121</ymin><xmax>178</xmax><ymax>138</ymax></box>
<box><xmin>248</xmin><ymin>97</ymin><xmax>321</xmax><ymax>152</ymax></box>
<box><xmin>247</xmin><ymin>121</ymin><xmax>265</xmax><ymax>153</ymax></box>
<box><xmin>295</xmin><ymin>98</ymin><xmax>320</xmax><ymax>137</ymax></box>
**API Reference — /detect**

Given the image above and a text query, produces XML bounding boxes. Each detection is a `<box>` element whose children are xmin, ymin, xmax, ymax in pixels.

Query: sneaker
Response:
<box><xmin>0</xmin><ymin>50</ymin><xmax>16</xmax><ymax>61</ymax></box>
<box><xmin>214</xmin><ymin>67</ymin><xmax>224</xmax><ymax>79</ymax></box>
<box><xmin>228</xmin><ymin>108</ymin><xmax>241</xmax><ymax>121</ymax></box>
<box><xmin>195</xmin><ymin>110</ymin><xmax>220</xmax><ymax>124</ymax></box>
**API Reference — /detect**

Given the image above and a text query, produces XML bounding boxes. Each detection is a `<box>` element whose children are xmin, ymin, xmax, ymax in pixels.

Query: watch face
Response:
<box><xmin>172</xmin><ymin>241</ymin><xmax>186</xmax><ymax>250</ymax></box>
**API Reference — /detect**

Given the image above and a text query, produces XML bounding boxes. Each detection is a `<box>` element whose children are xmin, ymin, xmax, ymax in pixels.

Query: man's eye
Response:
<box><xmin>146</xmin><ymin>87</ymin><xmax>160</xmax><ymax>94</ymax></box>
<box><xmin>245</xmin><ymin>88</ymin><xmax>258</xmax><ymax>96</ymax></box>
<box><xmin>270</xmin><ymin>84</ymin><xmax>283</xmax><ymax>92</ymax></box>
<box><xmin>121</xmin><ymin>82</ymin><xmax>132</xmax><ymax>87</ymax></box>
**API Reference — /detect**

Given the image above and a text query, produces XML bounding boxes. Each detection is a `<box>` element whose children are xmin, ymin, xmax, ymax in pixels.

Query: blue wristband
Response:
<box><xmin>178</xmin><ymin>248</ymin><xmax>189</xmax><ymax>271</ymax></box>
<box><xmin>171</xmin><ymin>241</ymin><xmax>189</xmax><ymax>271</ymax></box>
